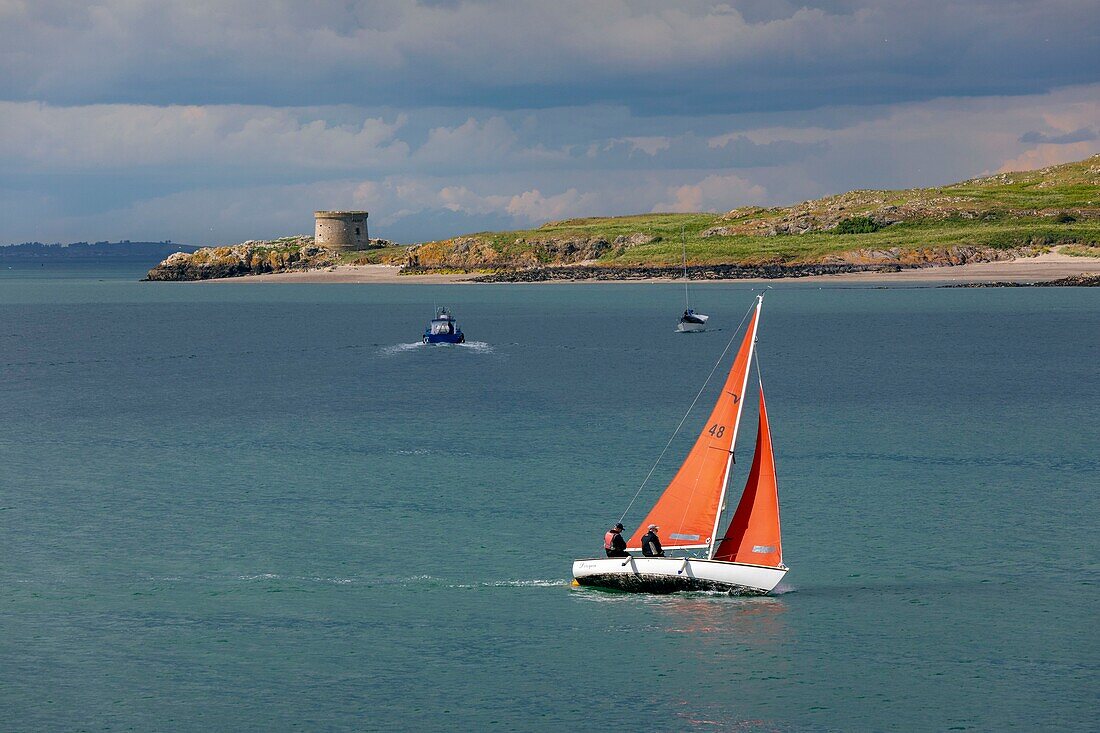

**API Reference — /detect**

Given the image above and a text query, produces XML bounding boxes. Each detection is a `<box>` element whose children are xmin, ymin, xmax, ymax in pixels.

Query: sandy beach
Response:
<box><xmin>203</xmin><ymin>249</ymin><xmax>1099</xmax><ymax>285</ymax></box>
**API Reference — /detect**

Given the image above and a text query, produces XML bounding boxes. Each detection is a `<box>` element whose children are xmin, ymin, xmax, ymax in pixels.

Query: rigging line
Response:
<box><xmin>618</xmin><ymin>299</ymin><xmax>757</xmax><ymax>526</ymax></box>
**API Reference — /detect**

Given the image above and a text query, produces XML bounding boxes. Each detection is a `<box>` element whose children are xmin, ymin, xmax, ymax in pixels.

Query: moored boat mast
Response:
<box><xmin>682</xmin><ymin>225</ymin><xmax>691</xmax><ymax>311</ymax></box>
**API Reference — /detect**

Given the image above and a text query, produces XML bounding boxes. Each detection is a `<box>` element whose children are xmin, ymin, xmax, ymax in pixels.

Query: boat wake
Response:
<box><xmin>487</xmin><ymin>578</ymin><xmax>567</xmax><ymax>587</ymax></box>
<box><xmin>447</xmin><ymin>578</ymin><xmax>569</xmax><ymax>589</ymax></box>
<box><xmin>235</xmin><ymin>573</ymin><xmax>354</xmax><ymax>585</ymax></box>
<box><xmin>379</xmin><ymin>341</ymin><xmax>428</xmax><ymax>356</ymax></box>
<box><xmin>379</xmin><ymin>340</ymin><xmax>494</xmax><ymax>355</ymax></box>
<box><xmin>457</xmin><ymin>340</ymin><xmax>494</xmax><ymax>353</ymax></box>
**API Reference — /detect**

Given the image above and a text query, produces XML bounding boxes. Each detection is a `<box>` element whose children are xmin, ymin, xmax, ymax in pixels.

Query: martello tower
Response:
<box><xmin>314</xmin><ymin>210</ymin><xmax>369</xmax><ymax>250</ymax></box>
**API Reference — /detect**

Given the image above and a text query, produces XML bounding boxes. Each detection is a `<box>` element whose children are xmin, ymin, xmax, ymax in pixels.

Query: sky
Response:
<box><xmin>2</xmin><ymin>0</ymin><xmax>1098</xmax><ymax>246</ymax></box>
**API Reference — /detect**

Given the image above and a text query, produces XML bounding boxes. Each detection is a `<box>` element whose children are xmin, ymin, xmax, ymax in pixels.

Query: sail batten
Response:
<box><xmin>632</xmin><ymin>543</ymin><xmax>711</xmax><ymax>551</ymax></box>
<box><xmin>627</xmin><ymin>299</ymin><xmax>762</xmax><ymax>551</ymax></box>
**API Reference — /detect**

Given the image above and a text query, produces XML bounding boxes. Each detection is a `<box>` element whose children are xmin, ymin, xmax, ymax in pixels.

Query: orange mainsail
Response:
<box><xmin>626</xmin><ymin>301</ymin><xmax>761</xmax><ymax>550</ymax></box>
<box><xmin>712</xmin><ymin>385</ymin><xmax>783</xmax><ymax>567</ymax></box>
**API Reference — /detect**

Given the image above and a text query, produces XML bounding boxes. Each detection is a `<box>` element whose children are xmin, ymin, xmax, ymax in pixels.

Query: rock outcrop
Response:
<box><xmin>707</xmin><ymin>194</ymin><xmax>1099</xmax><ymax>237</ymax></box>
<box><xmin>703</xmin><ymin>157</ymin><xmax>1100</xmax><ymax>237</ymax></box>
<box><xmin>146</xmin><ymin>237</ymin><xmax>336</xmax><ymax>281</ymax></box>
<box><xmin>466</xmin><ymin>245</ymin><xmax>1050</xmax><ymax>281</ymax></box>
<box><xmin>815</xmin><ymin>244</ymin><xmax>1045</xmax><ymax>266</ymax></box>
<box><xmin>470</xmin><ymin>263</ymin><xmax>891</xmax><ymax>282</ymax></box>
<box><xmin>944</xmin><ymin>273</ymin><xmax>1100</xmax><ymax>288</ymax></box>
<box><xmin>403</xmin><ymin>232</ymin><xmax>659</xmax><ymax>270</ymax></box>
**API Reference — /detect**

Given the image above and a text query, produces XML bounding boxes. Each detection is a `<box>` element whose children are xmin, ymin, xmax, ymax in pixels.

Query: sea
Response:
<box><xmin>1</xmin><ymin>261</ymin><xmax>1097</xmax><ymax>732</ymax></box>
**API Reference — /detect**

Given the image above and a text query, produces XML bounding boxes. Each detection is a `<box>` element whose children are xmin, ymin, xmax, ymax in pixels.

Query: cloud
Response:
<box><xmin>654</xmin><ymin>174</ymin><xmax>768</xmax><ymax>213</ymax></box>
<box><xmin>0</xmin><ymin>102</ymin><xmax>410</xmax><ymax>171</ymax></box>
<box><xmin>0</xmin><ymin>101</ymin><xmax>827</xmax><ymax>182</ymax></box>
<box><xmin>410</xmin><ymin>116</ymin><xmax>566</xmax><ymax>170</ymax></box>
<box><xmin>616</xmin><ymin>137</ymin><xmax>671</xmax><ymax>156</ymax></box>
<box><xmin>591</xmin><ymin>133</ymin><xmax>825</xmax><ymax>171</ymax></box>
<box><xmin>504</xmin><ymin>189</ymin><xmax>604</xmax><ymax>222</ymax></box>
<box><xmin>996</xmin><ymin>142</ymin><xmax>1100</xmax><ymax>173</ymax></box>
<box><xmin>1019</xmin><ymin>127</ymin><xmax>1097</xmax><ymax>145</ymax></box>
<box><xmin>2</xmin><ymin>78</ymin><xmax>1098</xmax><ymax>246</ymax></box>
<box><xmin>1</xmin><ymin>1</ymin><xmax>1097</xmax><ymax>113</ymax></box>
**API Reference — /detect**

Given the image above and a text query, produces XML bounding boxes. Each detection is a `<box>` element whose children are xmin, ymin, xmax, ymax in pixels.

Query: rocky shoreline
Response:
<box><xmin>463</xmin><ymin>263</ymin><xmax>896</xmax><ymax>282</ymax></box>
<box><xmin>144</xmin><ymin>235</ymin><xmax>1089</xmax><ymax>285</ymax></box>
<box><xmin>143</xmin><ymin>235</ymin><xmax>397</xmax><ymax>281</ymax></box>
<box><xmin>942</xmin><ymin>273</ymin><xmax>1100</xmax><ymax>287</ymax></box>
<box><xmin>145</xmin><ymin>238</ymin><xmax>335</xmax><ymax>281</ymax></box>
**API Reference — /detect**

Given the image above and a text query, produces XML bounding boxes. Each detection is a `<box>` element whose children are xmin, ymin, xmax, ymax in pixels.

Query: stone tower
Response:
<box><xmin>314</xmin><ymin>210</ymin><xmax>369</xmax><ymax>250</ymax></box>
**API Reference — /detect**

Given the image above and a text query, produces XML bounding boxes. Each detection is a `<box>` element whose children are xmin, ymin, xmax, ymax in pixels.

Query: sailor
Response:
<box><xmin>641</xmin><ymin>524</ymin><xmax>665</xmax><ymax>557</ymax></box>
<box><xmin>603</xmin><ymin>522</ymin><xmax>629</xmax><ymax>558</ymax></box>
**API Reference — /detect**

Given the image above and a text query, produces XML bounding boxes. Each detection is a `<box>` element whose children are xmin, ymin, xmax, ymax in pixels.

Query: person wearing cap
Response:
<box><xmin>641</xmin><ymin>524</ymin><xmax>665</xmax><ymax>557</ymax></box>
<box><xmin>604</xmin><ymin>522</ymin><xmax>629</xmax><ymax>558</ymax></box>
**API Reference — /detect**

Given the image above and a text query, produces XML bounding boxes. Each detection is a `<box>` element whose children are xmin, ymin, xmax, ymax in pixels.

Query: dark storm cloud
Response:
<box><xmin>1</xmin><ymin>1</ymin><xmax>1097</xmax><ymax>113</ymax></box>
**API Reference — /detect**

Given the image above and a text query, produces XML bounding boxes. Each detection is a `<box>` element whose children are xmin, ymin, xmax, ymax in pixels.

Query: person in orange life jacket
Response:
<box><xmin>641</xmin><ymin>524</ymin><xmax>665</xmax><ymax>557</ymax></box>
<box><xmin>604</xmin><ymin>523</ymin><xmax>629</xmax><ymax>557</ymax></box>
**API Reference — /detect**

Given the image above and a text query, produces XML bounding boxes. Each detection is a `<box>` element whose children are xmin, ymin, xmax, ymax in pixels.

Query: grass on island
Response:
<box><xmin>410</xmin><ymin>155</ymin><xmax>1100</xmax><ymax>267</ymax></box>
<box><xmin>337</xmin><ymin>246</ymin><xmax>410</xmax><ymax>265</ymax></box>
<box><xmin>1061</xmin><ymin>243</ymin><xmax>1100</xmax><ymax>257</ymax></box>
<box><xmin>618</xmin><ymin>218</ymin><xmax>1100</xmax><ymax>266</ymax></box>
<box><xmin>435</xmin><ymin>215</ymin><xmax>1100</xmax><ymax>267</ymax></box>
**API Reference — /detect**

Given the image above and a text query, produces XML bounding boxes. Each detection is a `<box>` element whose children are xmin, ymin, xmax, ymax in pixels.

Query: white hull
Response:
<box><xmin>572</xmin><ymin>556</ymin><xmax>787</xmax><ymax>595</ymax></box>
<box><xmin>677</xmin><ymin>316</ymin><xmax>708</xmax><ymax>333</ymax></box>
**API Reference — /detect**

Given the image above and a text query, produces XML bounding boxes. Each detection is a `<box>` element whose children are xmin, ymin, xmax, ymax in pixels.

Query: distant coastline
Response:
<box><xmin>1</xmin><ymin>241</ymin><xmax>197</xmax><ymax>261</ymax></box>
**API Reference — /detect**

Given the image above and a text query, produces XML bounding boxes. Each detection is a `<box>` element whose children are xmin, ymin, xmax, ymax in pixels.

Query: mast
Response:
<box><xmin>681</xmin><ymin>225</ymin><xmax>690</xmax><ymax>311</ymax></box>
<box><xmin>708</xmin><ymin>294</ymin><xmax>762</xmax><ymax>559</ymax></box>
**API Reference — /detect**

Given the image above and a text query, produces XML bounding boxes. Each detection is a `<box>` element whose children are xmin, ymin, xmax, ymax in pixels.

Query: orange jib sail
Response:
<box><xmin>627</xmin><ymin>302</ymin><xmax>761</xmax><ymax>550</ymax></box>
<box><xmin>712</xmin><ymin>385</ymin><xmax>783</xmax><ymax>567</ymax></box>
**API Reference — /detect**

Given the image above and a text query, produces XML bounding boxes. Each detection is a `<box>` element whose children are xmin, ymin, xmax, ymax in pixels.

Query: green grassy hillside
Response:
<box><xmin>402</xmin><ymin>155</ymin><xmax>1100</xmax><ymax>269</ymax></box>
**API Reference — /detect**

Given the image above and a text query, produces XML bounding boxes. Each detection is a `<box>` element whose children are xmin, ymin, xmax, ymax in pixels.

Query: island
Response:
<box><xmin>146</xmin><ymin>155</ymin><xmax>1100</xmax><ymax>284</ymax></box>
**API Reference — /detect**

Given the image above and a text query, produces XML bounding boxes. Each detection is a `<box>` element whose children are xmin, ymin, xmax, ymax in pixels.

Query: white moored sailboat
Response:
<box><xmin>573</xmin><ymin>294</ymin><xmax>788</xmax><ymax>594</ymax></box>
<box><xmin>677</xmin><ymin>227</ymin><xmax>709</xmax><ymax>332</ymax></box>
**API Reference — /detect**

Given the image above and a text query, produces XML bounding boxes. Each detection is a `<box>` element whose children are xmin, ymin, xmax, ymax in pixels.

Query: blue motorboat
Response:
<box><xmin>423</xmin><ymin>306</ymin><xmax>465</xmax><ymax>344</ymax></box>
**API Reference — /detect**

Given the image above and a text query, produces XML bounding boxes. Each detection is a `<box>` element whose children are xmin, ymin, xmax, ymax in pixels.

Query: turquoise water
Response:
<box><xmin>2</xmin><ymin>265</ymin><xmax>1097</xmax><ymax>731</ymax></box>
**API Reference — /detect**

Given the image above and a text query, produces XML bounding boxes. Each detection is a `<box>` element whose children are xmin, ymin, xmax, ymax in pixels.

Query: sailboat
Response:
<box><xmin>677</xmin><ymin>227</ymin><xmax>709</xmax><ymax>332</ymax></box>
<box><xmin>572</xmin><ymin>294</ymin><xmax>787</xmax><ymax>594</ymax></box>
